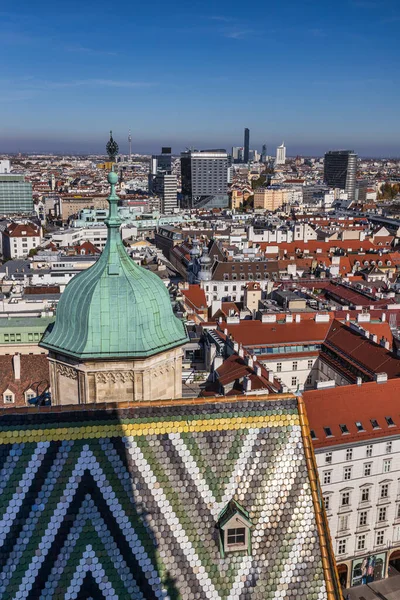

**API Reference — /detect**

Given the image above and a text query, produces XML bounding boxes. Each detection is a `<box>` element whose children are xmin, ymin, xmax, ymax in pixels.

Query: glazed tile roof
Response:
<box><xmin>0</xmin><ymin>395</ymin><xmax>341</xmax><ymax>599</ymax></box>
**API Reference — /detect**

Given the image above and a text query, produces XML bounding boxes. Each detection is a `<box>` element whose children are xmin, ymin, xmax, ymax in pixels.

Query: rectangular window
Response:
<box><xmin>386</xmin><ymin>441</ymin><xmax>393</xmax><ymax>454</ymax></box>
<box><xmin>308</xmin><ymin>359</ymin><xmax>313</xmax><ymax>369</ymax></box>
<box><xmin>338</xmin><ymin>515</ymin><xmax>349</xmax><ymax>532</ymax></box>
<box><xmin>323</xmin><ymin>495</ymin><xmax>330</xmax><ymax>511</ymax></box>
<box><xmin>306</xmin><ymin>374</ymin><xmax>312</xmax><ymax>385</ymax></box>
<box><xmin>292</xmin><ymin>361</ymin><xmax>298</xmax><ymax>371</ymax></box>
<box><xmin>383</xmin><ymin>459</ymin><xmax>392</xmax><ymax>473</ymax></box>
<box><xmin>359</xmin><ymin>510</ymin><xmax>368</xmax><ymax>527</ymax></box>
<box><xmin>378</xmin><ymin>506</ymin><xmax>387</xmax><ymax>522</ymax></box>
<box><xmin>227</xmin><ymin>528</ymin><xmax>246</xmax><ymax>546</ymax></box>
<box><xmin>397</xmin><ymin>504</ymin><xmax>400</xmax><ymax>519</ymax></box>
<box><xmin>4</xmin><ymin>394</ymin><xmax>14</xmax><ymax>404</ymax></box>
<box><xmin>357</xmin><ymin>535</ymin><xmax>366</xmax><ymax>551</ymax></box>
<box><xmin>386</xmin><ymin>416</ymin><xmax>395</xmax><ymax>427</ymax></box>
<box><xmin>344</xmin><ymin>467</ymin><xmax>352</xmax><ymax>481</ymax></box>
<box><xmin>325</xmin><ymin>452</ymin><xmax>332</xmax><ymax>465</ymax></box>
<box><xmin>346</xmin><ymin>449</ymin><xmax>353</xmax><ymax>461</ymax></box>
<box><xmin>356</xmin><ymin>421</ymin><xmax>364</xmax><ymax>432</ymax></box>
<box><xmin>323</xmin><ymin>471</ymin><xmax>332</xmax><ymax>485</ymax></box>
<box><xmin>276</xmin><ymin>362</ymin><xmax>282</xmax><ymax>373</ymax></box>
<box><xmin>337</xmin><ymin>539</ymin><xmax>347</xmax><ymax>555</ymax></box>
<box><xmin>371</xmin><ymin>419</ymin><xmax>380</xmax><ymax>429</ymax></box>
<box><xmin>380</xmin><ymin>483</ymin><xmax>389</xmax><ymax>499</ymax></box>
<box><xmin>340</xmin><ymin>424</ymin><xmax>349</xmax><ymax>434</ymax></box>
<box><xmin>291</xmin><ymin>376</ymin><xmax>297</xmax><ymax>387</ymax></box>
<box><xmin>341</xmin><ymin>491</ymin><xmax>350</xmax><ymax>506</ymax></box>
<box><xmin>364</xmin><ymin>463</ymin><xmax>372</xmax><ymax>477</ymax></box>
<box><xmin>361</xmin><ymin>488</ymin><xmax>370</xmax><ymax>503</ymax></box>
<box><xmin>376</xmin><ymin>530</ymin><xmax>385</xmax><ymax>546</ymax></box>
<box><xmin>366</xmin><ymin>445</ymin><xmax>373</xmax><ymax>457</ymax></box>
<box><xmin>324</xmin><ymin>427</ymin><xmax>333</xmax><ymax>437</ymax></box>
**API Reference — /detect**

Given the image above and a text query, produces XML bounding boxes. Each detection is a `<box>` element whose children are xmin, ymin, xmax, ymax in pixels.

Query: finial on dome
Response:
<box><xmin>106</xmin><ymin>130</ymin><xmax>119</xmax><ymax>162</ymax></box>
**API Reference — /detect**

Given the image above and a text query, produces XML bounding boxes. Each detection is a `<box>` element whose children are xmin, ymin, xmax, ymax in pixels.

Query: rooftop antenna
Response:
<box><xmin>128</xmin><ymin>129</ymin><xmax>132</xmax><ymax>161</ymax></box>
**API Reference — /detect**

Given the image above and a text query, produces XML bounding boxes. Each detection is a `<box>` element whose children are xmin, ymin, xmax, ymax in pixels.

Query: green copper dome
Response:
<box><xmin>41</xmin><ymin>172</ymin><xmax>188</xmax><ymax>359</ymax></box>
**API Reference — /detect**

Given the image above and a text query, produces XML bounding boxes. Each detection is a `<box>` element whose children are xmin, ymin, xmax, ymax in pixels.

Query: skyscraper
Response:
<box><xmin>323</xmin><ymin>150</ymin><xmax>357</xmax><ymax>201</ymax></box>
<box><xmin>148</xmin><ymin>147</ymin><xmax>177</xmax><ymax>212</ymax></box>
<box><xmin>276</xmin><ymin>142</ymin><xmax>286</xmax><ymax>165</ymax></box>
<box><xmin>243</xmin><ymin>128</ymin><xmax>250</xmax><ymax>163</ymax></box>
<box><xmin>261</xmin><ymin>144</ymin><xmax>268</xmax><ymax>163</ymax></box>
<box><xmin>180</xmin><ymin>149</ymin><xmax>229</xmax><ymax>209</ymax></box>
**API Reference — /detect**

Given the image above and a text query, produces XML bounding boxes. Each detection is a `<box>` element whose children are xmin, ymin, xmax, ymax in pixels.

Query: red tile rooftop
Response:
<box><xmin>303</xmin><ymin>379</ymin><xmax>400</xmax><ymax>448</ymax></box>
<box><xmin>224</xmin><ymin>320</ymin><xmax>331</xmax><ymax>346</ymax></box>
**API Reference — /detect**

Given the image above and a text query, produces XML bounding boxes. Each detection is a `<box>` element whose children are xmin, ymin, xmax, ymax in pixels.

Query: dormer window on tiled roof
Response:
<box><xmin>340</xmin><ymin>424</ymin><xmax>349</xmax><ymax>434</ymax></box>
<box><xmin>323</xmin><ymin>427</ymin><xmax>333</xmax><ymax>437</ymax></box>
<box><xmin>371</xmin><ymin>419</ymin><xmax>380</xmax><ymax>429</ymax></box>
<box><xmin>355</xmin><ymin>421</ymin><xmax>364</xmax><ymax>432</ymax></box>
<box><xmin>385</xmin><ymin>416</ymin><xmax>395</xmax><ymax>427</ymax></box>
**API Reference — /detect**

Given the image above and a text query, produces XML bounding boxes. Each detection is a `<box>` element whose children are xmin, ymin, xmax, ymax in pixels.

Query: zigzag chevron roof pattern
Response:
<box><xmin>0</xmin><ymin>397</ymin><xmax>338</xmax><ymax>599</ymax></box>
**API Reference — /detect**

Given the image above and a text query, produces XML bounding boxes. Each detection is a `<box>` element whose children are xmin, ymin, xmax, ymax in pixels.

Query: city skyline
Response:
<box><xmin>1</xmin><ymin>0</ymin><xmax>399</xmax><ymax>155</ymax></box>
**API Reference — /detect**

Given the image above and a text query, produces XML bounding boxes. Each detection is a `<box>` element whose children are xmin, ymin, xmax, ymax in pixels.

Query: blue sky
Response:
<box><xmin>0</xmin><ymin>0</ymin><xmax>399</xmax><ymax>156</ymax></box>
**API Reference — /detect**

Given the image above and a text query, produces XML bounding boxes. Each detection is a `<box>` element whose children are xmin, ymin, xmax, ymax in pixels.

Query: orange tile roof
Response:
<box><xmin>225</xmin><ymin>320</ymin><xmax>331</xmax><ymax>346</ymax></box>
<box><xmin>182</xmin><ymin>285</ymin><xmax>207</xmax><ymax>311</ymax></box>
<box><xmin>303</xmin><ymin>379</ymin><xmax>400</xmax><ymax>448</ymax></box>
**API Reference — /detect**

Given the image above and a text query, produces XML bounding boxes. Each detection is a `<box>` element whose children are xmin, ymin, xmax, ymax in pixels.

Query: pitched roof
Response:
<box><xmin>225</xmin><ymin>320</ymin><xmax>331</xmax><ymax>347</ymax></box>
<box><xmin>303</xmin><ymin>379</ymin><xmax>400</xmax><ymax>448</ymax></box>
<box><xmin>181</xmin><ymin>284</ymin><xmax>207</xmax><ymax>311</ymax></box>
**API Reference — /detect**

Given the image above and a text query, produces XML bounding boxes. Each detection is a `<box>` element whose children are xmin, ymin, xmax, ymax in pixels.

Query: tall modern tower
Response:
<box><xmin>181</xmin><ymin>149</ymin><xmax>229</xmax><ymax>209</ymax></box>
<box><xmin>243</xmin><ymin>128</ymin><xmax>250</xmax><ymax>163</ymax></box>
<box><xmin>128</xmin><ymin>129</ymin><xmax>132</xmax><ymax>160</ymax></box>
<box><xmin>323</xmin><ymin>150</ymin><xmax>357</xmax><ymax>201</ymax></box>
<box><xmin>276</xmin><ymin>142</ymin><xmax>286</xmax><ymax>165</ymax></box>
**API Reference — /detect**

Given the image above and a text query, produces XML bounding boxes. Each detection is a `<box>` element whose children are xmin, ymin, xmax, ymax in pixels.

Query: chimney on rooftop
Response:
<box><xmin>244</xmin><ymin>376</ymin><xmax>252</xmax><ymax>392</ymax></box>
<box><xmin>381</xmin><ymin>313</ymin><xmax>386</xmax><ymax>322</ymax></box>
<box><xmin>375</xmin><ymin>372</ymin><xmax>388</xmax><ymax>384</ymax></box>
<box><xmin>255</xmin><ymin>364</ymin><xmax>262</xmax><ymax>376</ymax></box>
<box><xmin>239</xmin><ymin>347</ymin><xmax>244</xmax><ymax>358</ymax></box>
<box><xmin>268</xmin><ymin>370</ymin><xmax>274</xmax><ymax>383</ymax></box>
<box><xmin>356</xmin><ymin>377</ymin><xmax>362</xmax><ymax>386</ymax></box>
<box><xmin>246</xmin><ymin>355</ymin><xmax>254</xmax><ymax>368</ymax></box>
<box><xmin>13</xmin><ymin>353</ymin><xmax>21</xmax><ymax>380</ymax></box>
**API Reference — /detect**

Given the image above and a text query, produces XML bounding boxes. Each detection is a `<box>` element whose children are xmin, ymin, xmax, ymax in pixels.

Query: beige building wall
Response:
<box><xmin>48</xmin><ymin>346</ymin><xmax>183</xmax><ymax>405</ymax></box>
<box><xmin>60</xmin><ymin>197</ymin><xmax>109</xmax><ymax>221</ymax></box>
<box><xmin>254</xmin><ymin>189</ymin><xmax>288</xmax><ymax>210</ymax></box>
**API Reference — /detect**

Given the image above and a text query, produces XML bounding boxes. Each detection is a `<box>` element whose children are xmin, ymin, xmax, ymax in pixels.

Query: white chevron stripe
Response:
<box><xmin>0</xmin><ymin>442</ymin><xmax>50</xmax><ymax>546</ymax></box>
<box><xmin>226</xmin><ymin>428</ymin><xmax>302</xmax><ymax>600</ymax></box>
<box><xmin>65</xmin><ymin>544</ymin><xmax>118</xmax><ymax>600</ymax></box>
<box><xmin>40</xmin><ymin>494</ymin><xmax>145</xmax><ymax>600</ymax></box>
<box><xmin>169</xmin><ymin>429</ymin><xmax>260</xmax><ymax>519</ymax></box>
<box><xmin>271</xmin><ymin>481</ymin><xmax>315</xmax><ymax>600</ymax></box>
<box><xmin>0</xmin><ymin>444</ymin><xmax>22</xmax><ymax>496</ymax></box>
<box><xmin>15</xmin><ymin>446</ymin><xmax>162</xmax><ymax>600</ymax></box>
<box><xmin>0</xmin><ymin>441</ymin><xmax>72</xmax><ymax>597</ymax></box>
<box><xmin>126</xmin><ymin>439</ymin><xmax>222</xmax><ymax>600</ymax></box>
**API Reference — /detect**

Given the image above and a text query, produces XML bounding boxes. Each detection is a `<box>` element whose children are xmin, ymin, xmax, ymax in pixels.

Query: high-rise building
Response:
<box><xmin>0</xmin><ymin>174</ymin><xmax>33</xmax><ymax>215</ymax></box>
<box><xmin>261</xmin><ymin>144</ymin><xmax>268</xmax><ymax>163</ymax></box>
<box><xmin>323</xmin><ymin>150</ymin><xmax>357</xmax><ymax>201</ymax></box>
<box><xmin>148</xmin><ymin>147</ymin><xmax>173</xmax><ymax>194</ymax></box>
<box><xmin>231</xmin><ymin>146</ymin><xmax>244</xmax><ymax>163</ymax></box>
<box><xmin>243</xmin><ymin>128</ymin><xmax>250</xmax><ymax>163</ymax></box>
<box><xmin>153</xmin><ymin>173</ymin><xmax>178</xmax><ymax>214</ymax></box>
<box><xmin>276</xmin><ymin>142</ymin><xmax>286</xmax><ymax>165</ymax></box>
<box><xmin>180</xmin><ymin>149</ymin><xmax>229</xmax><ymax>209</ymax></box>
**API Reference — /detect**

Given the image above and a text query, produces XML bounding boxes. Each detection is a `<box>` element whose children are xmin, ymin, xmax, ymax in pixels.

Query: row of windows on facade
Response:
<box><xmin>323</xmin><ymin>460</ymin><xmax>394</xmax><ymax>484</ymax></box>
<box><xmin>3</xmin><ymin>390</ymin><xmax>36</xmax><ymax>404</ymax></box>
<box><xmin>324</xmin><ymin>442</ymin><xmax>394</xmax><ymax>465</ymax></box>
<box><xmin>323</xmin><ymin>482</ymin><xmax>391</xmax><ymax>511</ymax></box>
<box><xmin>2</xmin><ymin>332</ymin><xmax>41</xmax><ymax>343</ymax></box>
<box><xmin>311</xmin><ymin>418</ymin><xmax>396</xmax><ymax>440</ymax></box>
<box><xmin>334</xmin><ymin>504</ymin><xmax>398</xmax><ymax>534</ymax></box>
<box><xmin>337</xmin><ymin>528</ymin><xmax>387</xmax><ymax>556</ymax></box>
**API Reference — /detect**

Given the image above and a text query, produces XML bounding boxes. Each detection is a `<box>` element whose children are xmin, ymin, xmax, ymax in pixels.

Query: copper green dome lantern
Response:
<box><xmin>40</xmin><ymin>172</ymin><xmax>188</xmax><ymax>360</ymax></box>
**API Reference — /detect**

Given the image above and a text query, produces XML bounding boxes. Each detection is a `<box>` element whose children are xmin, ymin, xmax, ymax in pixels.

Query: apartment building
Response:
<box><xmin>304</xmin><ymin>379</ymin><xmax>400</xmax><ymax>588</ymax></box>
